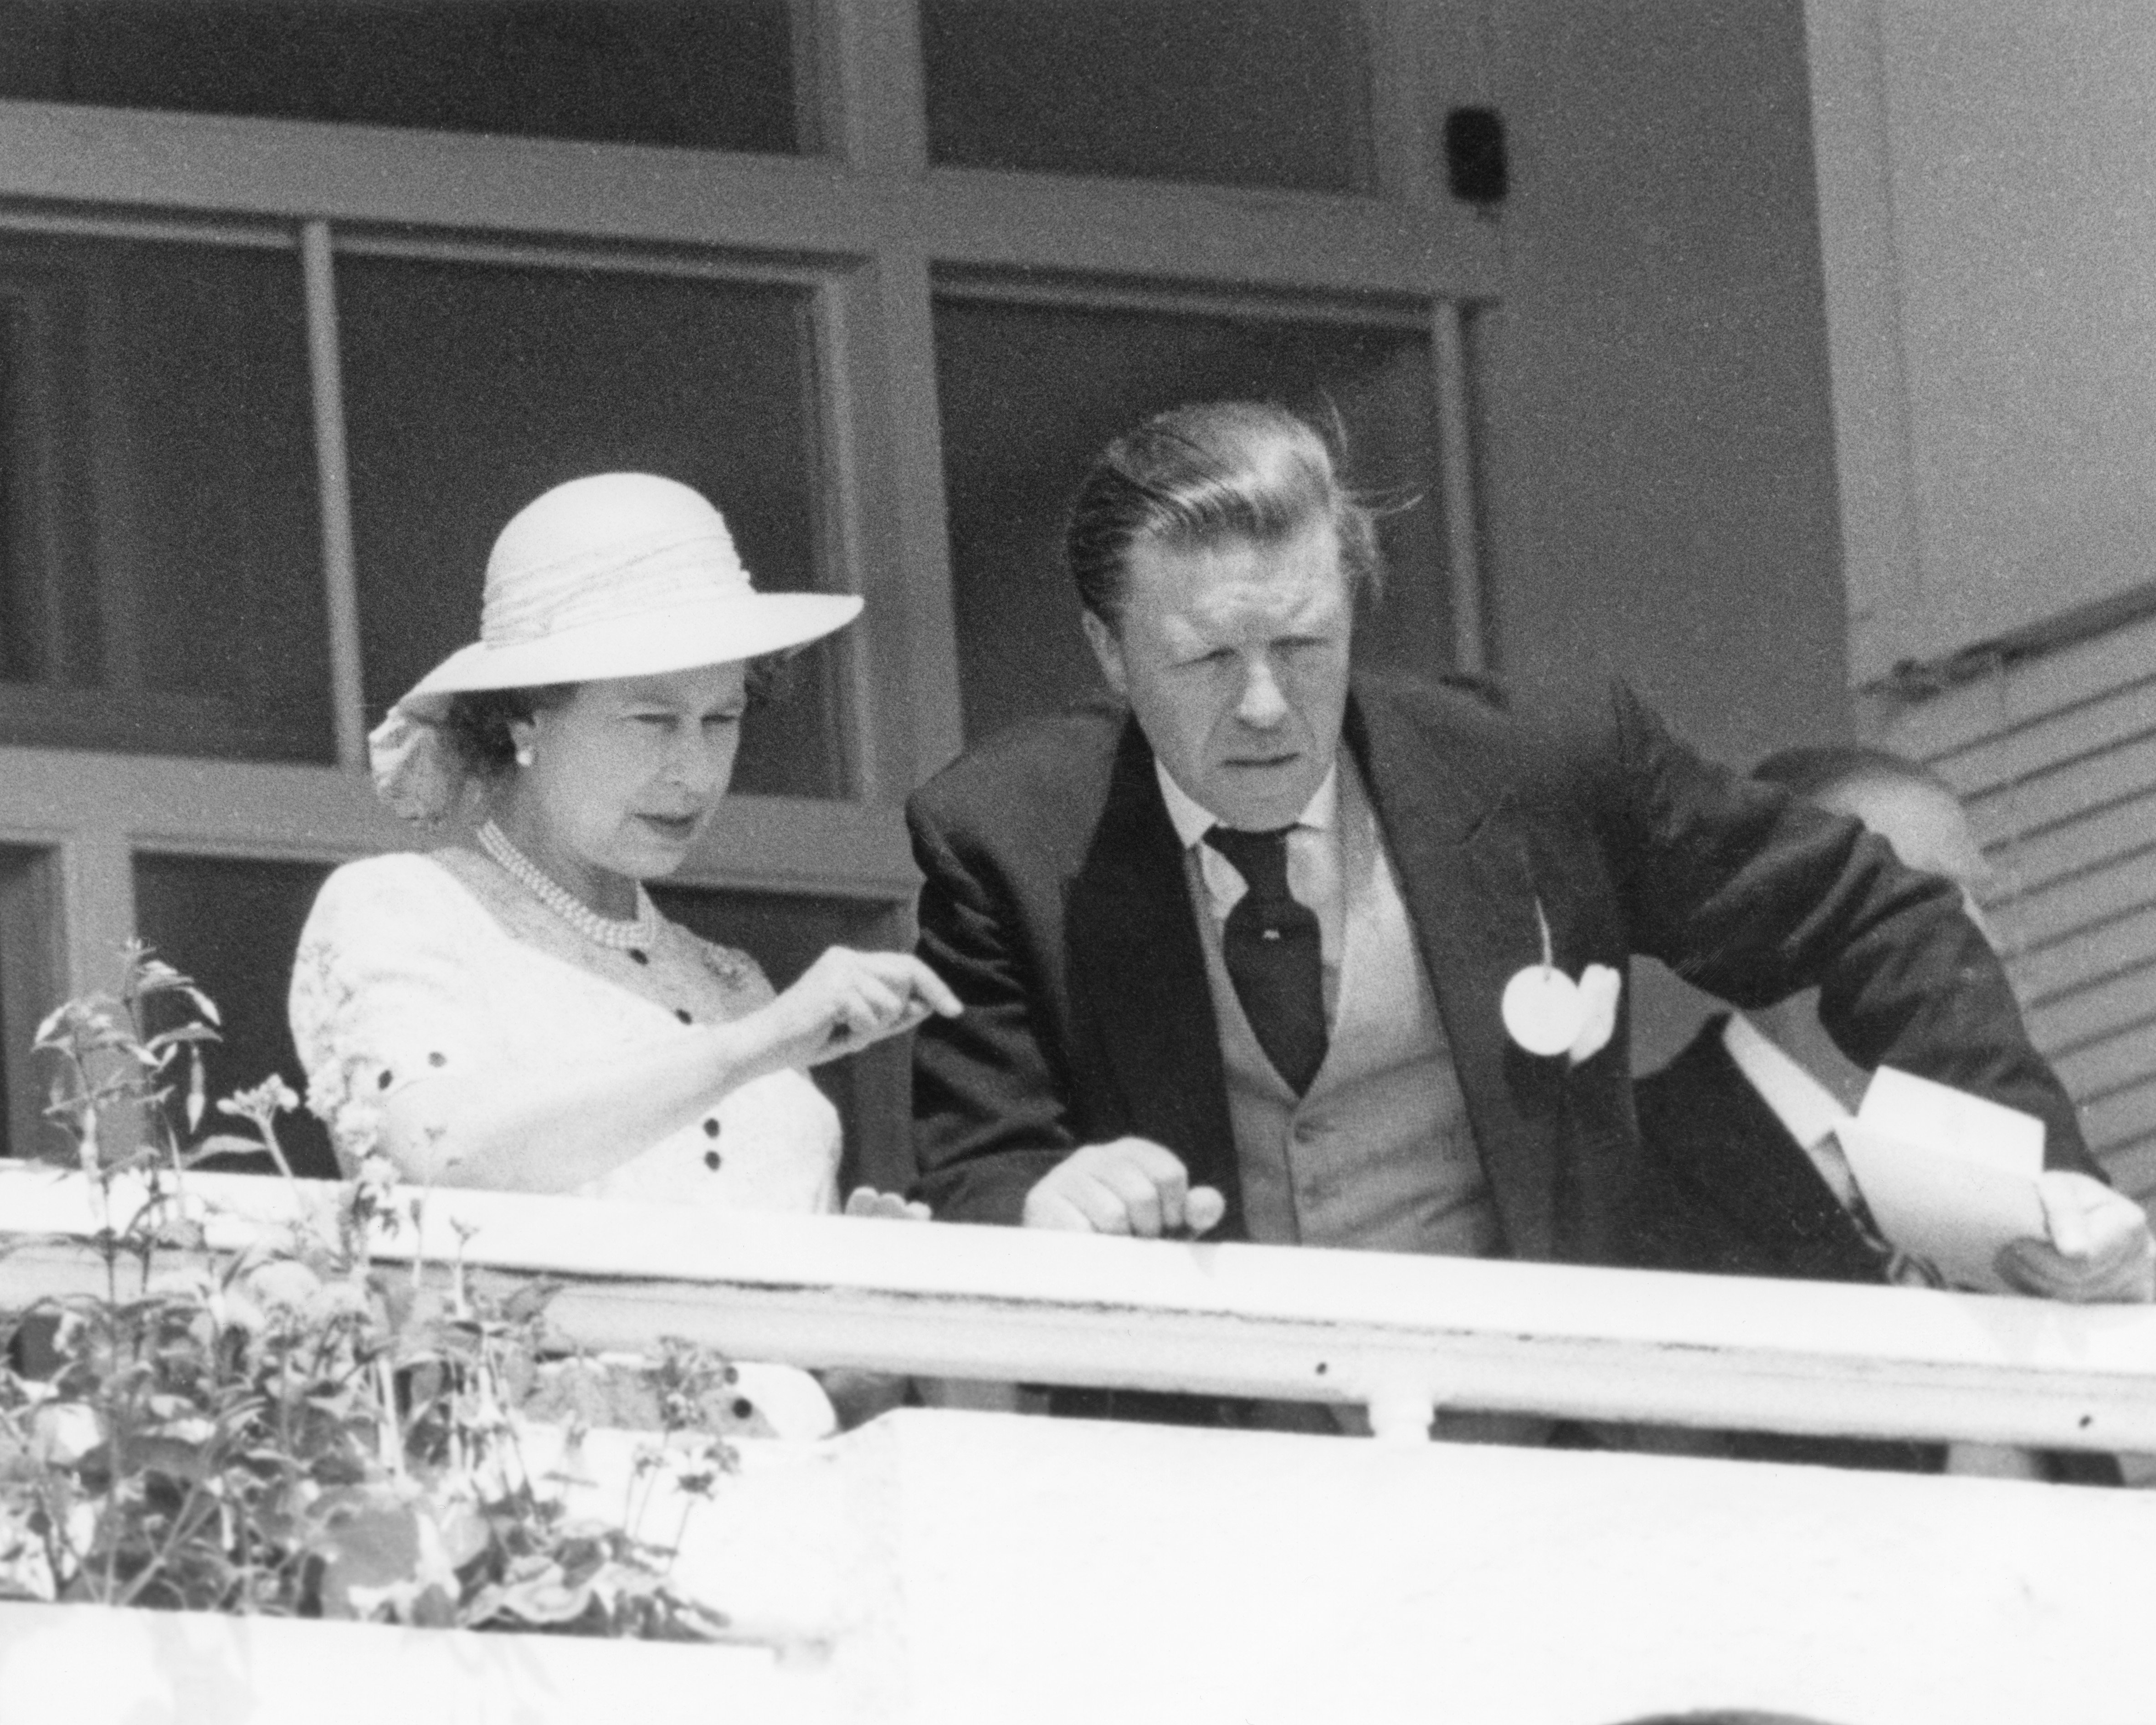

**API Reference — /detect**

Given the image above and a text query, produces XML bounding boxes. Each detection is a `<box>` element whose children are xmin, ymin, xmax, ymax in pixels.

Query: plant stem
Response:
<box><xmin>114</xmin><ymin>1474</ymin><xmax>217</xmax><ymax>1608</ymax></box>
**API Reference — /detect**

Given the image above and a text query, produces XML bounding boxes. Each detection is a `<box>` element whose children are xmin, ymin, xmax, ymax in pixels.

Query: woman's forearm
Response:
<box><xmin>376</xmin><ymin>1013</ymin><xmax>797</xmax><ymax>1192</ymax></box>
<box><xmin>365</xmin><ymin>945</ymin><xmax>954</xmax><ymax>1192</ymax></box>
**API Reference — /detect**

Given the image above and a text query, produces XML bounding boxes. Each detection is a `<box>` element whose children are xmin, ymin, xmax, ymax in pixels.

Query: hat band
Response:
<box><xmin>481</xmin><ymin>529</ymin><xmax>750</xmax><ymax>646</ymax></box>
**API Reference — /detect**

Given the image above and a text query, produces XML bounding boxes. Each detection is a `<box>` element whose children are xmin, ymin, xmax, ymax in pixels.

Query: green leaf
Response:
<box><xmin>486</xmin><ymin>1569</ymin><xmax>594</xmax><ymax>1626</ymax></box>
<box><xmin>145</xmin><ymin>1025</ymin><xmax>221</xmax><ymax>1053</ymax></box>
<box><xmin>430</xmin><ymin>1497</ymin><xmax>493</xmax><ymax>1571</ymax></box>
<box><xmin>307</xmin><ymin>1493</ymin><xmax>424</xmax><ymax>1613</ymax></box>
<box><xmin>181</xmin><ymin>1138</ymin><xmax>271</xmax><ymax>1168</ymax></box>
<box><xmin>497</xmin><ymin>1280</ymin><xmax>563</xmax><ymax>1326</ymax></box>
<box><xmin>128</xmin><ymin>1434</ymin><xmax>217</xmax><ymax>1483</ymax></box>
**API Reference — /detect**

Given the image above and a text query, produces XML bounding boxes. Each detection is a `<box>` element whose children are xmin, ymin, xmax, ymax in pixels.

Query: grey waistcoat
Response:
<box><xmin>1189</xmin><ymin>770</ymin><xmax>1500</xmax><ymax>1258</ymax></box>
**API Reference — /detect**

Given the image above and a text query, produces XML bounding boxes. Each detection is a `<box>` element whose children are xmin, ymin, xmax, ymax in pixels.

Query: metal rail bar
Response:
<box><xmin>5</xmin><ymin>1169</ymin><xmax>2153</xmax><ymax>1451</ymax></box>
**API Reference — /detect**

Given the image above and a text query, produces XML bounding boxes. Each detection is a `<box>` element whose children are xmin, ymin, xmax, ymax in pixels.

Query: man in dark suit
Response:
<box><xmin>1629</xmin><ymin>744</ymin><xmax>2150</xmax><ymax>1471</ymax></box>
<box><xmin>1629</xmin><ymin>746</ymin><xmax>2000</xmax><ymax>1293</ymax></box>
<box><xmin>906</xmin><ymin>401</ymin><xmax>2151</xmax><ymax>1316</ymax></box>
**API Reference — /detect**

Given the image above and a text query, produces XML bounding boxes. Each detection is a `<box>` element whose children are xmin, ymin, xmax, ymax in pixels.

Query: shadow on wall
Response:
<box><xmin>1609</xmin><ymin>1714</ymin><xmax>1848</xmax><ymax>1725</ymax></box>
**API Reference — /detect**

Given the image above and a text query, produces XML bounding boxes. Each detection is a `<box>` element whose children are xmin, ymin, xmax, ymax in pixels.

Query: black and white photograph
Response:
<box><xmin>0</xmin><ymin>3</ymin><xmax>2150</xmax><ymax>1720</ymax></box>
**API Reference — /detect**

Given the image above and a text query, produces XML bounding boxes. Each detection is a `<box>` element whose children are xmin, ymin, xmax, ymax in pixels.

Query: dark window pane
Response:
<box><xmin>0</xmin><ymin>848</ymin><xmax>59</xmax><ymax>1163</ymax></box>
<box><xmin>339</xmin><ymin>255</ymin><xmax>848</xmax><ymax>799</ymax></box>
<box><xmin>0</xmin><ymin>293</ymin><xmax>47</xmax><ymax>685</ymax></box>
<box><xmin>0</xmin><ymin>230</ymin><xmax>332</xmax><ymax>762</ymax></box>
<box><xmin>0</xmin><ymin>0</ymin><xmax>802</xmax><ymax>155</ymax></box>
<box><xmin>650</xmin><ymin>884</ymin><xmax>912</xmax><ymax>1197</ymax></box>
<box><xmin>934</xmin><ymin>295</ymin><xmax>1448</xmax><ymax>745</ymax></box>
<box><xmin>133</xmin><ymin>854</ymin><xmax>338</xmax><ymax>1181</ymax></box>
<box><xmin>923</xmin><ymin>0</ymin><xmax>1373</xmax><ymax>193</ymax></box>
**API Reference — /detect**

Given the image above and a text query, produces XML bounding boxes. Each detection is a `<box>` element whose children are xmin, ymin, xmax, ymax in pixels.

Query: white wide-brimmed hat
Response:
<box><xmin>370</xmin><ymin>472</ymin><xmax>861</xmax><ymax>825</ymax></box>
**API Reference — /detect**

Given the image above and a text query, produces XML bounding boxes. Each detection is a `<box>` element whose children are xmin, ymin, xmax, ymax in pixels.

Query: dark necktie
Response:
<box><xmin>1203</xmin><ymin>825</ymin><xmax>1328</xmax><ymax>1095</ymax></box>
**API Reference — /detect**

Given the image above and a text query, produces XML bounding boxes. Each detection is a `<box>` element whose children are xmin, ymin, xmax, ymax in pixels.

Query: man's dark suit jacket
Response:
<box><xmin>1627</xmin><ymin>1017</ymin><xmax>1936</xmax><ymax>1470</ymax></box>
<box><xmin>1627</xmin><ymin>1016</ymin><xmax>1891</xmax><ymax>1285</ymax></box>
<box><xmin>906</xmin><ymin>675</ymin><xmax>2097</xmax><ymax>1257</ymax></box>
<box><xmin>1627</xmin><ymin>1016</ymin><xmax>2117</xmax><ymax>1482</ymax></box>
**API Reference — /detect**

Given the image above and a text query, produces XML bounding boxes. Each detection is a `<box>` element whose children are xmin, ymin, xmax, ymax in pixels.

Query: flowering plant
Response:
<box><xmin>0</xmin><ymin>944</ymin><xmax>734</xmax><ymax>1638</ymax></box>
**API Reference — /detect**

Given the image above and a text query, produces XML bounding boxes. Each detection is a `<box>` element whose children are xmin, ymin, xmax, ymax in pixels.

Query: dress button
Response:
<box><xmin>675</xmin><ymin>1008</ymin><xmax>692</xmax><ymax>1024</ymax></box>
<box><xmin>704</xmin><ymin>1149</ymin><xmax>722</xmax><ymax>1171</ymax></box>
<box><xmin>703</xmin><ymin>1118</ymin><xmax>721</xmax><ymax>1139</ymax></box>
<box><xmin>629</xmin><ymin>949</ymin><xmax>649</xmax><ymax>966</ymax></box>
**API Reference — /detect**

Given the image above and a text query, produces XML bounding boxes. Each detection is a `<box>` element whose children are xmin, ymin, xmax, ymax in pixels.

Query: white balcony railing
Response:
<box><xmin>5</xmin><ymin>1165</ymin><xmax>2156</xmax><ymax>1724</ymax></box>
<box><xmin>4</xmin><ymin>1163</ymin><xmax>2154</xmax><ymax>1452</ymax></box>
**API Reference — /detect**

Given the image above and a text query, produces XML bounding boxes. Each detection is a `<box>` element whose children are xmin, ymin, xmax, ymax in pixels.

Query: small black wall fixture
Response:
<box><xmin>1443</xmin><ymin>107</ymin><xmax>1508</xmax><ymax>206</ymax></box>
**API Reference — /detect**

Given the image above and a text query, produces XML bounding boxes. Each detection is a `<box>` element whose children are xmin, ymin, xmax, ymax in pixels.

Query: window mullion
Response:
<box><xmin>808</xmin><ymin>0</ymin><xmax>928</xmax><ymax>174</ymax></box>
<box><xmin>60</xmin><ymin>820</ymin><xmax>136</xmax><ymax>1001</ymax></box>
<box><xmin>849</xmin><ymin>252</ymin><xmax>964</xmax><ymax>790</ymax></box>
<box><xmin>0</xmin><ymin>847</ymin><xmax>62</xmax><ymax>1159</ymax></box>
<box><xmin>1432</xmin><ymin>298</ymin><xmax>1488</xmax><ymax>676</ymax></box>
<box><xmin>299</xmin><ymin>220</ymin><xmax>367</xmax><ymax>772</ymax></box>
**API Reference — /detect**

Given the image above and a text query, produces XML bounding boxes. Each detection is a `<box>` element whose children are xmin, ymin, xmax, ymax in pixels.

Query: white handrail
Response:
<box><xmin>3</xmin><ymin>1165</ymin><xmax>2154</xmax><ymax>1449</ymax></box>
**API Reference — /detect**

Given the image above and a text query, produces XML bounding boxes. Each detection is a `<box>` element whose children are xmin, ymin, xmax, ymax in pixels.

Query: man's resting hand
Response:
<box><xmin>844</xmin><ymin>1186</ymin><xmax>932</xmax><ymax>1222</ymax></box>
<box><xmin>1021</xmin><ymin>1138</ymin><xmax>1227</xmax><ymax>1239</ymax></box>
<box><xmin>1997</xmin><ymin>1171</ymin><xmax>2156</xmax><ymax>1303</ymax></box>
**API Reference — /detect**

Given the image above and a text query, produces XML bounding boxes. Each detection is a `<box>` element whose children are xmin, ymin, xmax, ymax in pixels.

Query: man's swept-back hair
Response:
<box><xmin>1751</xmin><ymin>743</ymin><xmax>1956</xmax><ymax>806</ymax></box>
<box><xmin>1064</xmin><ymin>400</ymin><xmax>1382</xmax><ymax>626</ymax></box>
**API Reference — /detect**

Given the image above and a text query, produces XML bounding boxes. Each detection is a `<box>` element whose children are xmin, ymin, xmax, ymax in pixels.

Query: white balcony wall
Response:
<box><xmin>848</xmin><ymin>1406</ymin><xmax>2156</xmax><ymax>1725</ymax></box>
<box><xmin>1809</xmin><ymin>0</ymin><xmax>2156</xmax><ymax>683</ymax></box>
<box><xmin>7</xmin><ymin>1402</ymin><xmax>2151</xmax><ymax>1725</ymax></box>
<box><xmin>0</xmin><ymin>1599</ymin><xmax>837</xmax><ymax>1725</ymax></box>
<box><xmin>6</xmin><ymin>1170</ymin><xmax>2156</xmax><ymax>1721</ymax></box>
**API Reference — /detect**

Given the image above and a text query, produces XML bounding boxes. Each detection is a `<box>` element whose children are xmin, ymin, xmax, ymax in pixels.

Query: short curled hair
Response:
<box><xmin>1065</xmin><ymin>401</ymin><xmax>1383</xmax><ymax>627</ymax></box>
<box><xmin>439</xmin><ymin>684</ymin><xmax>575</xmax><ymax>782</ymax></box>
<box><xmin>437</xmin><ymin>655</ymin><xmax>794</xmax><ymax>782</ymax></box>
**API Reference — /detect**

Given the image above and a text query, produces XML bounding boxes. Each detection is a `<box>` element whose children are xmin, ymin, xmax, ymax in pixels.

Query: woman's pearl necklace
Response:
<box><xmin>477</xmin><ymin>821</ymin><xmax>661</xmax><ymax>953</ymax></box>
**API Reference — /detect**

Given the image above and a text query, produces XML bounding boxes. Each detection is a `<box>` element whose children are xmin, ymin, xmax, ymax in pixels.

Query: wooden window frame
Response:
<box><xmin>0</xmin><ymin>1</ymin><xmax>1495</xmax><ymax>1181</ymax></box>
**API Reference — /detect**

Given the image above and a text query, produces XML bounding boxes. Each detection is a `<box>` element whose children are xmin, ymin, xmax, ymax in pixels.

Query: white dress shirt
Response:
<box><xmin>1718</xmin><ymin>1012</ymin><xmax>1863</xmax><ymax>1211</ymax></box>
<box><xmin>1154</xmin><ymin>758</ymin><xmax>1345</xmax><ymax>956</ymax></box>
<box><xmin>1155</xmin><ymin>757</ymin><xmax>1355</xmax><ymax>1022</ymax></box>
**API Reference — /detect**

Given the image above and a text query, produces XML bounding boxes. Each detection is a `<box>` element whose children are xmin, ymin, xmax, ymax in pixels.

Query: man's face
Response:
<box><xmin>1825</xmin><ymin>778</ymin><xmax>1998</xmax><ymax>950</ymax></box>
<box><xmin>1083</xmin><ymin>518</ymin><xmax>1352</xmax><ymax>831</ymax></box>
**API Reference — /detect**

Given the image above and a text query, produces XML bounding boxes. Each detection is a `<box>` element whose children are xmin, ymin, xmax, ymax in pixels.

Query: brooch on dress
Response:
<box><xmin>699</xmin><ymin>941</ymin><xmax>757</xmax><ymax>991</ymax></box>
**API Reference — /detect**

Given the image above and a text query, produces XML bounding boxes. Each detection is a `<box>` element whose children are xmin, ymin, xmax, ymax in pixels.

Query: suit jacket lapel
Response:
<box><xmin>1665</xmin><ymin>1024</ymin><xmax>1887</xmax><ymax>1282</ymax></box>
<box><xmin>1064</xmin><ymin>719</ymin><xmax>1247</xmax><ymax>1237</ymax></box>
<box><xmin>1348</xmin><ymin>688</ymin><xmax>1566</xmax><ymax>1260</ymax></box>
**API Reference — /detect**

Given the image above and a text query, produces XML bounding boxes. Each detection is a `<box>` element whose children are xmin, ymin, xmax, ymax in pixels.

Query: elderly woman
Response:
<box><xmin>290</xmin><ymin>472</ymin><xmax>957</xmax><ymax>1215</ymax></box>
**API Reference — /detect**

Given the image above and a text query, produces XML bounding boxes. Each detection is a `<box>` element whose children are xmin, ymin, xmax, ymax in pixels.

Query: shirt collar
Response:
<box><xmin>1154</xmin><ymin>758</ymin><xmax>1340</xmax><ymax>851</ymax></box>
<box><xmin>1720</xmin><ymin>1012</ymin><xmax>1852</xmax><ymax>1152</ymax></box>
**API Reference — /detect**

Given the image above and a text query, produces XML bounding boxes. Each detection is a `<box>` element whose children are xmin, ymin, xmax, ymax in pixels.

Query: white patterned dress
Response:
<box><xmin>288</xmin><ymin>847</ymin><xmax>842</xmax><ymax>1213</ymax></box>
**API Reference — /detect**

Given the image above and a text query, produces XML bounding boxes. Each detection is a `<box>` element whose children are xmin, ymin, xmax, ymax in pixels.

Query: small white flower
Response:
<box><xmin>1502</xmin><ymin>963</ymin><xmax>1586</xmax><ymax>1057</ymax></box>
<box><xmin>28</xmin><ymin>1402</ymin><xmax>104</xmax><ymax>1467</ymax></box>
<box><xmin>220</xmin><ymin>1076</ymin><xmax>301</xmax><ymax>1123</ymax></box>
<box><xmin>245</xmin><ymin>1258</ymin><xmax>325</xmax><ymax>1314</ymax></box>
<box><xmin>357</xmin><ymin>1151</ymin><xmax>400</xmax><ymax>1206</ymax></box>
<box><xmin>1499</xmin><ymin>901</ymin><xmax>1622</xmax><ymax>1065</ymax></box>
<box><xmin>1566</xmin><ymin>964</ymin><xmax>1622</xmax><ymax>1066</ymax></box>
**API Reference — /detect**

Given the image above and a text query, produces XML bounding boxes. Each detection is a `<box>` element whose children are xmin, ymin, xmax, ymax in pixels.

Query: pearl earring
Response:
<box><xmin>514</xmin><ymin>744</ymin><xmax>534</xmax><ymax>768</ymax></box>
